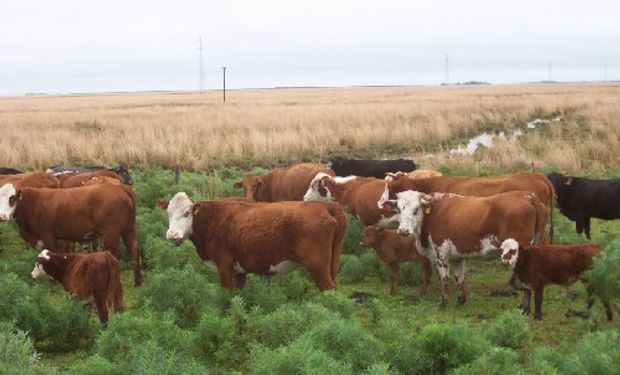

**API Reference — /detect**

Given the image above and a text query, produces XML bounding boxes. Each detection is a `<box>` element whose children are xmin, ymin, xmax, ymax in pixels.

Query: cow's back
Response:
<box><xmin>268</xmin><ymin>163</ymin><xmax>334</xmax><ymax>201</ymax></box>
<box><xmin>344</xmin><ymin>178</ymin><xmax>394</xmax><ymax>225</ymax></box>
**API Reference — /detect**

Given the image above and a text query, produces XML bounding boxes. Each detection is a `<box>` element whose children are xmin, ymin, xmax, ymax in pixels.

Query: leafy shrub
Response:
<box><xmin>452</xmin><ymin>347</ymin><xmax>523</xmax><ymax>375</ymax></box>
<box><xmin>526</xmin><ymin>347</ymin><xmax>563</xmax><ymax>375</ymax></box>
<box><xmin>192</xmin><ymin>313</ymin><xmax>236</xmax><ymax>365</ymax></box>
<box><xmin>343</xmin><ymin>213</ymin><xmax>365</xmax><ymax>255</ymax></box>
<box><xmin>303</xmin><ymin>318</ymin><xmax>384</xmax><ymax>372</ymax></box>
<box><xmin>486</xmin><ymin>309</ymin><xmax>532</xmax><ymax>350</ymax></box>
<box><xmin>65</xmin><ymin>355</ymin><xmax>122</xmax><ymax>375</ymax></box>
<box><xmin>363</xmin><ymin>362</ymin><xmax>401</xmax><ymax>375</ymax></box>
<box><xmin>585</xmin><ymin>240</ymin><xmax>620</xmax><ymax>302</ymax></box>
<box><xmin>410</xmin><ymin>321</ymin><xmax>488</xmax><ymax>374</ymax></box>
<box><xmin>125</xmin><ymin>340</ymin><xmax>208</xmax><ymax>375</ymax></box>
<box><xmin>249</xmin><ymin>303</ymin><xmax>319</xmax><ymax>348</ymax></box>
<box><xmin>309</xmin><ymin>290</ymin><xmax>355</xmax><ymax>318</ymax></box>
<box><xmin>250</xmin><ymin>336</ymin><xmax>353</xmax><ymax>375</ymax></box>
<box><xmin>563</xmin><ymin>330</ymin><xmax>620</xmax><ymax>375</ymax></box>
<box><xmin>0</xmin><ymin>321</ymin><xmax>40</xmax><ymax>375</ymax></box>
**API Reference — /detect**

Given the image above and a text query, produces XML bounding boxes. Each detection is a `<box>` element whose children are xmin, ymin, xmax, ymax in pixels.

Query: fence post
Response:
<box><xmin>174</xmin><ymin>165</ymin><xmax>180</xmax><ymax>185</ymax></box>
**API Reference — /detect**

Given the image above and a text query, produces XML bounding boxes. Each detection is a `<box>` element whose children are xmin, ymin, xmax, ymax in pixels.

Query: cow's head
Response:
<box><xmin>500</xmin><ymin>239</ymin><xmax>520</xmax><ymax>269</ymax></box>
<box><xmin>377</xmin><ymin>174</ymin><xmax>419</xmax><ymax>209</ymax></box>
<box><xmin>361</xmin><ymin>226</ymin><xmax>384</xmax><ymax>247</ymax></box>
<box><xmin>233</xmin><ymin>175</ymin><xmax>267</xmax><ymax>201</ymax></box>
<box><xmin>162</xmin><ymin>192</ymin><xmax>197</xmax><ymax>241</ymax></box>
<box><xmin>31</xmin><ymin>249</ymin><xmax>52</xmax><ymax>279</ymax></box>
<box><xmin>303</xmin><ymin>173</ymin><xmax>334</xmax><ymax>201</ymax></box>
<box><xmin>390</xmin><ymin>190</ymin><xmax>433</xmax><ymax>237</ymax></box>
<box><xmin>0</xmin><ymin>183</ymin><xmax>20</xmax><ymax>221</ymax></box>
<box><xmin>113</xmin><ymin>164</ymin><xmax>133</xmax><ymax>185</ymax></box>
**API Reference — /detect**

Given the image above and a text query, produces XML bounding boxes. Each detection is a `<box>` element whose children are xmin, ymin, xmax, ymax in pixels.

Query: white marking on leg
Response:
<box><xmin>233</xmin><ymin>262</ymin><xmax>246</xmax><ymax>273</ymax></box>
<box><xmin>204</xmin><ymin>261</ymin><xmax>218</xmax><ymax>272</ymax></box>
<box><xmin>269</xmin><ymin>260</ymin><xmax>300</xmax><ymax>275</ymax></box>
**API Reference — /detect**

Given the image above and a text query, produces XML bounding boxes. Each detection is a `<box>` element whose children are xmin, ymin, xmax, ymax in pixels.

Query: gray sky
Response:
<box><xmin>1</xmin><ymin>0</ymin><xmax>618</xmax><ymax>95</ymax></box>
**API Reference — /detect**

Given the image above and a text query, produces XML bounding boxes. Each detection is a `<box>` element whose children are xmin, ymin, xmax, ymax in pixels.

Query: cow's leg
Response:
<box><xmin>533</xmin><ymin>286</ymin><xmax>544</xmax><ymax>320</ymax></box>
<box><xmin>587</xmin><ymin>284</ymin><xmax>614</xmax><ymax>321</ymax></box>
<box><xmin>40</xmin><ymin>234</ymin><xmax>59</xmax><ymax>252</ymax></box>
<box><xmin>309</xmin><ymin>265</ymin><xmax>337</xmax><ymax>291</ymax></box>
<box><xmin>419</xmin><ymin>256</ymin><xmax>432</xmax><ymax>296</ymax></box>
<box><xmin>575</xmin><ymin>214</ymin><xmax>585</xmax><ymax>236</ymax></box>
<box><xmin>217</xmin><ymin>264</ymin><xmax>235</xmax><ymax>290</ymax></box>
<box><xmin>586</xmin><ymin>284</ymin><xmax>596</xmax><ymax>310</ymax></box>
<box><xmin>434</xmin><ymin>243</ymin><xmax>451</xmax><ymax>308</ymax></box>
<box><xmin>388</xmin><ymin>262</ymin><xmax>400</xmax><ymax>295</ymax></box>
<box><xmin>603</xmin><ymin>299</ymin><xmax>614</xmax><ymax>321</ymax></box>
<box><xmin>234</xmin><ymin>273</ymin><xmax>247</xmax><ymax>289</ymax></box>
<box><xmin>454</xmin><ymin>259</ymin><xmax>467</xmax><ymax>305</ymax></box>
<box><xmin>93</xmin><ymin>292</ymin><xmax>109</xmax><ymax>326</ymax></box>
<box><xmin>122</xmin><ymin>223</ymin><xmax>142</xmax><ymax>287</ymax></box>
<box><xmin>584</xmin><ymin>216</ymin><xmax>592</xmax><ymax>240</ymax></box>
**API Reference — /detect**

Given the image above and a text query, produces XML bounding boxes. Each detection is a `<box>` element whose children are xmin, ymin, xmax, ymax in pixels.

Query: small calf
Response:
<box><xmin>361</xmin><ymin>226</ymin><xmax>432</xmax><ymax>295</ymax></box>
<box><xmin>500</xmin><ymin>239</ymin><xmax>613</xmax><ymax>321</ymax></box>
<box><xmin>31</xmin><ymin>250</ymin><xmax>124</xmax><ymax>325</ymax></box>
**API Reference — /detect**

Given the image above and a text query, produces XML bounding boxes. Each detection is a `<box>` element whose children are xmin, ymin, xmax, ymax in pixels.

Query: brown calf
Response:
<box><xmin>31</xmin><ymin>250</ymin><xmax>124</xmax><ymax>325</ymax></box>
<box><xmin>500</xmin><ymin>239</ymin><xmax>613</xmax><ymax>321</ymax></box>
<box><xmin>361</xmin><ymin>226</ymin><xmax>432</xmax><ymax>295</ymax></box>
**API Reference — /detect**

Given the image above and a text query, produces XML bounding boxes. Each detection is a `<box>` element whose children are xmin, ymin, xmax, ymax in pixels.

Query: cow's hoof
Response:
<box><xmin>521</xmin><ymin>307</ymin><xmax>531</xmax><ymax>315</ymax></box>
<box><xmin>457</xmin><ymin>296</ymin><xmax>467</xmax><ymax>305</ymax></box>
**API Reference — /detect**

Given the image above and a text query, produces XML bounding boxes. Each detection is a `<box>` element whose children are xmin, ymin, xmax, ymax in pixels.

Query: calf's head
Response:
<box><xmin>500</xmin><ymin>239</ymin><xmax>520</xmax><ymax>269</ymax></box>
<box><xmin>31</xmin><ymin>250</ymin><xmax>52</xmax><ymax>279</ymax></box>
<box><xmin>391</xmin><ymin>190</ymin><xmax>432</xmax><ymax>237</ymax></box>
<box><xmin>0</xmin><ymin>183</ymin><xmax>20</xmax><ymax>221</ymax></box>
<box><xmin>233</xmin><ymin>175</ymin><xmax>267</xmax><ymax>201</ymax></box>
<box><xmin>161</xmin><ymin>192</ymin><xmax>197</xmax><ymax>241</ymax></box>
<box><xmin>361</xmin><ymin>226</ymin><xmax>384</xmax><ymax>247</ymax></box>
<box><xmin>303</xmin><ymin>173</ymin><xmax>333</xmax><ymax>201</ymax></box>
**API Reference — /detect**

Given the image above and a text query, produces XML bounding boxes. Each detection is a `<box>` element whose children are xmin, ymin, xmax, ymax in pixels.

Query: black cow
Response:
<box><xmin>329</xmin><ymin>158</ymin><xmax>416</xmax><ymax>179</ymax></box>
<box><xmin>547</xmin><ymin>172</ymin><xmax>620</xmax><ymax>239</ymax></box>
<box><xmin>0</xmin><ymin>168</ymin><xmax>22</xmax><ymax>175</ymax></box>
<box><xmin>47</xmin><ymin>164</ymin><xmax>133</xmax><ymax>185</ymax></box>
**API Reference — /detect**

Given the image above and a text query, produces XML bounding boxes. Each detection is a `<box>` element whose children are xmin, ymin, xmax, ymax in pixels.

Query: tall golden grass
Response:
<box><xmin>0</xmin><ymin>84</ymin><xmax>618</xmax><ymax>173</ymax></box>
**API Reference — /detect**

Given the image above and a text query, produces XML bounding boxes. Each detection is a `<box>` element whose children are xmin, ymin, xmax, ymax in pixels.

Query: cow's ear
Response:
<box><xmin>318</xmin><ymin>178</ymin><xmax>329</xmax><ymax>197</ymax></box>
<box><xmin>562</xmin><ymin>176</ymin><xmax>573</xmax><ymax>186</ymax></box>
<box><xmin>156</xmin><ymin>200</ymin><xmax>169</xmax><ymax>210</ymax></box>
<box><xmin>10</xmin><ymin>189</ymin><xmax>23</xmax><ymax>205</ymax></box>
<box><xmin>233</xmin><ymin>181</ymin><xmax>243</xmax><ymax>189</ymax></box>
<box><xmin>421</xmin><ymin>194</ymin><xmax>434</xmax><ymax>207</ymax></box>
<box><xmin>35</xmin><ymin>256</ymin><xmax>49</xmax><ymax>264</ymax></box>
<box><xmin>192</xmin><ymin>203</ymin><xmax>201</xmax><ymax>216</ymax></box>
<box><xmin>255</xmin><ymin>178</ymin><xmax>265</xmax><ymax>188</ymax></box>
<box><xmin>382</xmin><ymin>200</ymin><xmax>397</xmax><ymax>212</ymax></box>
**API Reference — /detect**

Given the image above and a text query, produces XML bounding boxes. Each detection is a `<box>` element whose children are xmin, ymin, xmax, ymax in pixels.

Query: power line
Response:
<box><xmin>222</xmin><ymin>66</ymin><xmax>226</xmax><ymax>103</ymax></box>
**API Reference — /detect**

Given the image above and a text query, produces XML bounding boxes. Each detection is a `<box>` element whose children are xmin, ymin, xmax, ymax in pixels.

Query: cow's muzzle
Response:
<box><xmin>166</xmin><ymin>230</ymin><xmax>183</xmax><ymax>242</ymax></box>
<box><xmin>397</xmin><ymin>228</ymin><xmax>411</xmax><ymax>236</ymax></box>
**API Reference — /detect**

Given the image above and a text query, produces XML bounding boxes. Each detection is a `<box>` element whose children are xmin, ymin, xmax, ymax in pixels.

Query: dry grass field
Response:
<box><xmin>1</xmin><ymin>83</ymin><xmax>619</xmax><ymax>173</ymax></box>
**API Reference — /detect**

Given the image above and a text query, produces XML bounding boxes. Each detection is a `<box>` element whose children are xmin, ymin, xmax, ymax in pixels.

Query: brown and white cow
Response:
<box><xmin>57</xmin><ymin>170</ymin><xmax>123</xmax><ymax>188</ymax></box>
<box><xmin>233</xmin><ymin>163</ymin><xmax>335</xmax><ymax>202</ymax></box>
<box><xmin>361</xmin><ymin>226</ymin><xmax>432</xmax><ymax>295</ymax></box>
<box><xmin>379</xmin><ymin>172</ymin><xmax>555</xmax><ymax>242</ymax></box>
<box><xmin>303</xmin><ymin>173</ymin><xmax>398</xmax><ymax>227</ymax></box>
<box><xmin>500</xmin><ymin>239</ymin><xmax>613</xmax><ymax>321</ymax></box>
<box><xmin>0</xmin><ymin>183</ymin><xmax>142</xmax><ymax>286</ymax></box>
<box><xmin>161</xmin><ymin>192</ymin><xmax>347</xmax><ymax>291</ymax></box>
<box><xmin>31</xmin><ymin>249</ymin><xmax>124</xmax><ymax>325</ymax></box>
<box><xmin>0</xmin><ymin>171</ymin><xmax>60</xmax><ymax>189</ymax></box>
<box><xmin>385</xmin><ymin>190</ymin><xmax>545</xmax><ymax>307</ymax></box>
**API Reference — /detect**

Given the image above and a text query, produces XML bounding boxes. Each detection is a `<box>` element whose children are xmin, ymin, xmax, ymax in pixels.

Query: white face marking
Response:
<box><xmin>500</xmin><ymin>239</ymin><xmax>519</xmax><ymax>269</ymax></box>
<box><xmin>31</xmin><ymin>263</ymin><xmax>47</xmax><ymax>279</ymax></box>
<box><xmin>303</xmin><ymin>173</ymin><xmax>333</xmax><ymax>201</ymax></box>
<box><xmin>477</xmin><ymin>235</ymin><xmax>499</xmax><ymax>258</ymax></box>
<box><xmin>269</xmin><ymin>260</ymin><xmax>300</xmax><ymax>275</ymax></box>
<box><xmin>165</xmin><ymin>192</ymin><xmax>194</xmax><ymax>241</ymax></box>
<box><xmin>332</xmin><ymin>175</ymin><xmax>357</xmax><ymax>184</ymax></box>
<box><xmin>395</xmin><ymin>190</ymin><xmax>426</xmax><ymax>237</ymax></box>
<box><xmin>39</xmin><ymin>249</ymin><xmax>51</xmax><ymax>259</ymax></box>
<box><xmin>0</xmin><ymin>184</ymin><xmax>18</xmax><ymax>221</ymax></box>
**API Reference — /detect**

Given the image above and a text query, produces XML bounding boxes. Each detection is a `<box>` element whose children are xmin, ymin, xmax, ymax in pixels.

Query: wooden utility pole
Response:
<box><xmin>222</xmin><ymin>66</ymin><xmax>226</xmax><ymax>103</ymax></box>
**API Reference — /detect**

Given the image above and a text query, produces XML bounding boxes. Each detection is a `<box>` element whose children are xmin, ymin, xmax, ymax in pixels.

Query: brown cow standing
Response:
<box><xmin>0</xmin><ymin>171</ymin><xmax>60</xmax><ymax>189</ymax></box>
<box><xmin>0</xmin><ymin>183</ymin><xmax>142</xmax><ymax>286</ymax></box>
<box><xmin>500</xmin><ymin>239</ymin><xmax>613</xmax><ymax>321</ymax></box>
<box><xmin>386</xmin><ymin>190</ymin><xmax>545</xmax><ymax>307</ymax></box>
<box><xmin>57</xmin><ymin>170</ymin><xmax>122</xmax><ymax>188</ymax></box>
<box><xmin>162</xmin><ymin>192</ymin><xmax>347</xmax><ymax>291</ymax></box>
<box><xmin>234</xmin><ymin>163</ymin><xmax>335</xmax><ymax>201</ymax></box>
<box><xmin>361</xmin><ymin>226</ymin><xmax>432</xmax><ymax>295</ymax></box>
<box><xmin>304</xmin><ymin>174</ymin><xmax>398</xmax><ymax>227</ymax></box>
<box><xmin>380</xmin><ymin>172</ymin><xmax>555</xmax><ymax>243</ymax></box>
<box><xmin>31</xmin><ymin>250</ymin><xmax>124</xmax><ymax>325</ymax></box>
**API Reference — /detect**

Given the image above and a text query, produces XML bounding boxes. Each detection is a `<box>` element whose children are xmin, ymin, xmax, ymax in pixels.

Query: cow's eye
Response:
<box><xmin>414</xmin><ymin>208</ymin><xmax>419</xmax><ymax>215</ymax></box>
<box><xmin>183</xmin><ymin>211</ymin><xmax>191</xmax><ymax>218</ymax></box>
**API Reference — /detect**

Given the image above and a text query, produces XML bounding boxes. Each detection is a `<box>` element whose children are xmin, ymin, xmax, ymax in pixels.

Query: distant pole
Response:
<box><xmin>222</xmin><ymin>67</ymin><xmax>226</xmax><ymax>103</ymax></box>
<box><xmin>198</xmin><ymin>37</ymin><xmax>205</xmax><ymax>94</ymax></box>
<box><xmin>547</xmin><ymin>60</ymin><xmax>551</xmax><ymax>82</ymax></box>
<box><xmin>445</xmin><ymin>53</ymin><xmax>449</xmax><ymax>85</ymax></box>
<box><xmin>604</xmin><ymin>64</ymin><xmax>608</xmax><ymax>82</ymax></box>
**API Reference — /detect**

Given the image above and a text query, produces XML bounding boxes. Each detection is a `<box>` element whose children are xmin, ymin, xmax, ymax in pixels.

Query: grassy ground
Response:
<box><xmin>2</xmin><ymin>167</ymin><xmax>619</xmax><ymax>374</ymax></box>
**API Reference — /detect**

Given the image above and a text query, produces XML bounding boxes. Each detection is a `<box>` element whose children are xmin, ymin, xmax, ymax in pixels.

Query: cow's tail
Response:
<box><xmin>119</xmin><ymin>185</ymin><xmax>142</xmax><ymax>286</ymax></box>
<box><xmin>327</xmin><ymin>202</ymin><xmax>347</xmax><ymax>288</ymax></box>
<box><xmin>107</xmin><ymin>254</ymin><xmax>124</xmax><ymax>312</ymax></box>
<box><xmin>544</xmin><ymin>178</ymin><xmax>555</xmax><ymax>244</ymax></box>
<box><xmin>119</xmin><ymin>185</ymin><xmax>137</xmax><ymax>213</ymax></box>
<box><xmin>528</xmin><ymin>193</ymin><xmax>545</xmax><ymax>246</ymax></box>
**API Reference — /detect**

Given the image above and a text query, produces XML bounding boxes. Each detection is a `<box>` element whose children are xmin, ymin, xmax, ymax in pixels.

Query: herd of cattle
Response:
<box><xmin>0</xmin><ymin>159</ymin><xmax>619</xmax><ymax>324</ymax></box>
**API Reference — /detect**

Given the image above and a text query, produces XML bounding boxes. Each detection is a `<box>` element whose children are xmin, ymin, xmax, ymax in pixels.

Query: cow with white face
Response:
<box><xmin>163</xmin><ymin>192</ymin><xmax>195</xmax><ymax>241</ymax></box>
<box><xmin>384</xmin><ymin>189</ymin><xmax>545</xmax><ymax>308</ymax></box>
<box><xmin>0</xmin><ymin>183</ymin><xmax>19</xmax><ymax>221</ymax></box>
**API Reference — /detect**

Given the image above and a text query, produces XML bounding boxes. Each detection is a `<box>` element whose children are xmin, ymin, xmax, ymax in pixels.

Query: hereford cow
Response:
<box><xmin>233</xmin><ymin>163</ymin><xmax>334</xmax><ymax>202</ymax></box>
<box><xmin>161</xmin><ymin>193</ymin><xmax>347</xmax><ymax>291</ymax></box>
<box><xmin>500</xmin><ymin>239</ymin><xmax>613</xmax><ymax>321</ymax></box>
<box><xmin>330</xmin><ymin>158</ymin><xmax>416</xmax><ymax>179</ymax></box>
<box><xmin>47</xmin><ymin>164</ymin><xmax>133</xmax><ymax>185</ymax></box>
<box><xmin>31</xmin><ymin>250</ymin><xmax>124</xmax><ymax>325</ymax></box>
<box><xmin>0</xmin><ymin>171</ymin><xmax>60</xmax><ymax>189</ymax></box>
<box><xmin>547</xmin><ymin>172</ymin><xmax>620</xmax><ymax>239</ymax></box>
<box><xmin>384</xmin><ymin>190</ymin><xmax>545</xmax><ymax>307</ymax></box>
<box><xmin>407</xmin><ymin>169</ymin><xmax>443</xmax><ymax>179</ymax></box>
<box><xmin>304</xmin><ymin>173</ymin><xmax>398</xmax><ymax>227</ymax></box>
<box><xmin>0</xmin><ymin>167</ymin><xmax>22</xmax><ymax>175</ymax></box>
<box><xmin>57</xmin><ymin>170</ymin><xmax>123</xmax><ymax>188</ymax></box>
<box><xmin>0</xmin><ymin>183</ymin><xmax>141</xmax><ymax>286</ymax></box>
<box><xmin>361</xmin><ymin>226</ymin><xmax>432</xmax><ymax>295</ymax></box>
<box><xmin>380</xmin><ymin>172</ymin><xmax>555</xmax><ymax>243</ymax></box>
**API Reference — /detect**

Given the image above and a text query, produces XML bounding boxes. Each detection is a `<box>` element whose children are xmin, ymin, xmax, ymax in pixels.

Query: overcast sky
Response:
<box><xmin>1</xmin><ymin>0</ymin><xmax>618</xmax><ymax>95</ymax></box>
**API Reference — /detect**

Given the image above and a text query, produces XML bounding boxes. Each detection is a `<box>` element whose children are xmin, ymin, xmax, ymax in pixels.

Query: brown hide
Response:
<box><xmin>235</xmin><ymin>163</ymin><xmax>334</xmax><ymax>201</ymax></box>
<box><xmin>387</xmin><ymin>172</ymin><xmax>554</xmax><ymax>242</ymax></box>
<box><xmin>14</xmin><ymin>184</ymin><xmax>142</xmax><ymax>285</ymax></box>
<box><xmin>507</xmin><ymin>243</ymin><xmax>612</xmax><ymax>321</ymax></box>
<box><xmin>36</xmin><ymin>251</ymin><xmax>124</xmax><ymax>324</ymax></box>
<box><xmin>361</xmin><ymin>226</ymin><xmax>432</xmax><ymax>295</ymax></box>
<box><xmin>406</xmin><ymin>170</ymin><xmax>443</xmax><ymax>179</ymax></box>
<box><xmin>0</xmin><ymin>172</ymin><xmax>60</xmax><ymax>189</ymax></box>
<box><xmin>58</xmin><ymin>170</ymin><xmax>122</xmax><ymax>188</ymax></box>
<box><xmin>321</xmin><ymin>177</ymin><xmax>395</xmax><ymax>226</ymax></box>
<box><xmin>189</xmin><ymin>199</ymin><xmax>347</xmax><ymax>291</ymax></box>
